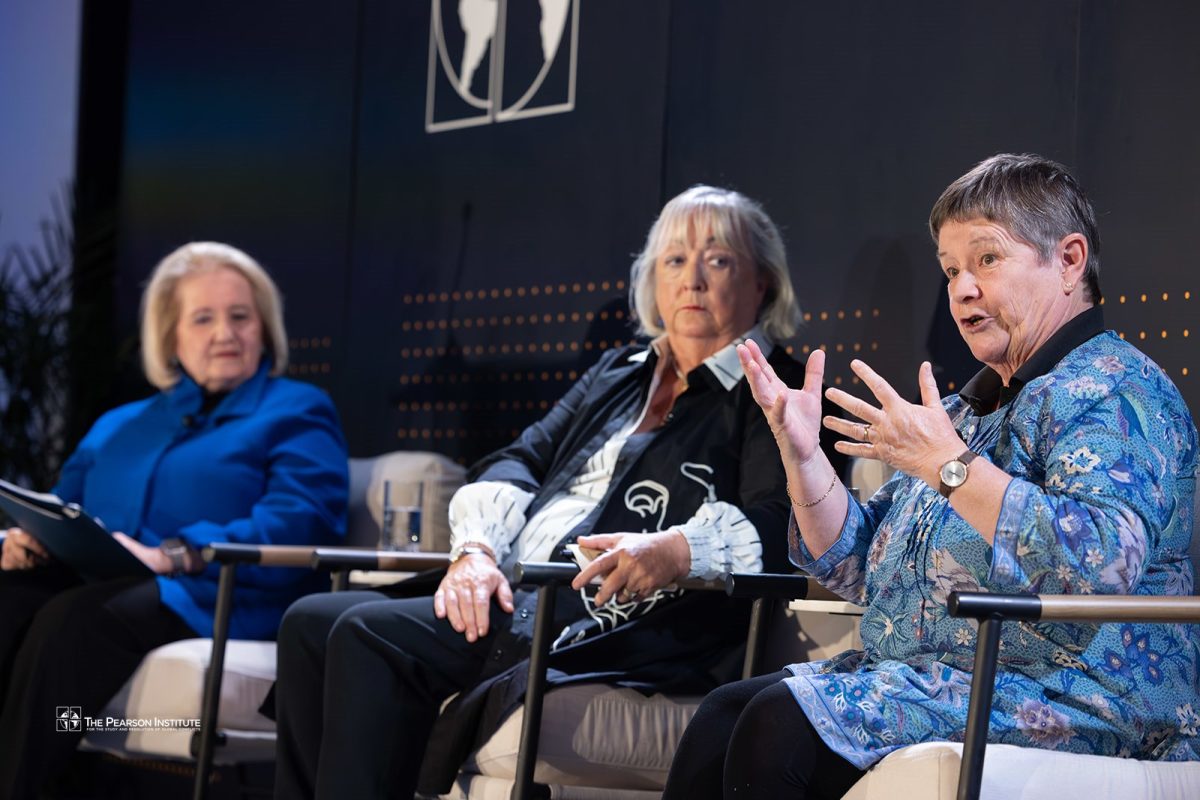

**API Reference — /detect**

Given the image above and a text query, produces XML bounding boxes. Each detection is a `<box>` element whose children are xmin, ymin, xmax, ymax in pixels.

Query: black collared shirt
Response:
<box><xmin>958</xmin><ymin>306</ymin><xmax>1106</xmax><ymax>415</ymax></box>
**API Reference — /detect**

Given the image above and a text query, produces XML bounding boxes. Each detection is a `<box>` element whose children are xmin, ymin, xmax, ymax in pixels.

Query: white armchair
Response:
<box><xmin>838</xmin><ymin>467</ymin><xmax>1200</xmax><ymax>800</ymax></box>
<box><xmin>79</xmin><ymin>450</ymin><xmax>465</xmax><ymax>796</ymax></box>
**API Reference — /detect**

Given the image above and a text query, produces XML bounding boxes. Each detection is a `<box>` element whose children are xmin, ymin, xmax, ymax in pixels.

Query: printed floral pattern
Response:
<box><xmin>1014</xmin><ymin>700</ymin><xmax>1074</xmax><ymax>748</ymax></box>
<box><xmin>1178</xmin><ymin>704</ymin><xmax>1200</xmax><ymax>737</ymax></box>
<box><xmin>786</xmin><ymin>333</ymin><xmax>1199</xmax><ymax>769</ymax></box>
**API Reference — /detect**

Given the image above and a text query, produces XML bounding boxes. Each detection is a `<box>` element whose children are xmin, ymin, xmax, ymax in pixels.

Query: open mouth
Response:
<box><xmin>961</xmin><ymin>315</ymin><xmax>988</xmax><ymax>330</ymax></box>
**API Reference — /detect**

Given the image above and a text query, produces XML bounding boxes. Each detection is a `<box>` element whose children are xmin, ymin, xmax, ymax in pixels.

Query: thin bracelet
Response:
<box><xmin>787</xmin><ymin>472</ymin><xmax>839</xmax><ymax>508</ymax></box>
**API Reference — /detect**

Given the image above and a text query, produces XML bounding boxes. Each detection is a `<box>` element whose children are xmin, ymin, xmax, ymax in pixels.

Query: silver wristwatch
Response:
<box><xmin>938</xmin><ymin>451</ymin><xmax>978</xmax><ymax>498</ymax></box>
<box><xmin>448</xmin><ymin>542</ymin><xmax>494</xmax><ymax>563</ymax></box>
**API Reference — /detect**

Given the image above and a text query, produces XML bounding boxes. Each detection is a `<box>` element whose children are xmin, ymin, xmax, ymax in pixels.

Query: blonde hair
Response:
<box><xmin>629</xmin><ymin>185</ymin><xmax>801</xmax><ymax>340</ymax></box>
<box><xmin>140</xmin><ymin>242</ymin><xmax>288</xmax><ymax>389</ymax></box>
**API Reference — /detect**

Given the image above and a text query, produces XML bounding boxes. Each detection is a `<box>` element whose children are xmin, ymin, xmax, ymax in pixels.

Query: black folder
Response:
<box><xmin>0</xmin><ymin>479</ymin><xmax>152</xmax><ymax>582</ymax></box>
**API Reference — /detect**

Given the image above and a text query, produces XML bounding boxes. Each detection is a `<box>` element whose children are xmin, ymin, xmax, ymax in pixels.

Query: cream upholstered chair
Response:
<box><xmin>843</xmin><ymin>531</ymin><xmax>1200</xmax><ymax>798</ymax></box>
<box><xmin>438</xmin><ymin>568</ymin><xmax>858</xmax><ymax>800</ymax></box>
<box><xmin>837</xmin><ymin>465</ymin><xmax>1200</xmax><ymax>800</ymax></box>
<box><xmin>79</xmin><ymin>450</ymin><xmax>465</xmax><ymax>792</ymax></box>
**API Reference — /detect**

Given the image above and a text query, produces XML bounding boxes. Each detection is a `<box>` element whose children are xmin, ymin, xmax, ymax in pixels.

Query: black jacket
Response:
<box><xmin>474</xmin><ymin>342</ymin><xmax>843</xmax><ymax>573</ymax></box>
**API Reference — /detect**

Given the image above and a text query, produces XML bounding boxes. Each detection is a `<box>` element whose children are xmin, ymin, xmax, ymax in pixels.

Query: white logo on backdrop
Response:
<box><xmin>426</xmin><ymin>0</ymin><xmax>579</xmax><ymax>133</ymax></box>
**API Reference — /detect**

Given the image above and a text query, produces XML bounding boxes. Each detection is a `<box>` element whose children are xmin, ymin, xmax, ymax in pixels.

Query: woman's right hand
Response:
<box><xmin>1</xmin><ymin>528</ymin><xmax>49</xmax><ymax>570</ymax></box>
<box><xmin>433</xmin><ymin>552</ymin><xmax>515</xmax><ymax>643</ymax></box>
<box><xmin>737</xmin><ymin>339</ymin><xmax>826</xmax><ymax>468</ymax></box>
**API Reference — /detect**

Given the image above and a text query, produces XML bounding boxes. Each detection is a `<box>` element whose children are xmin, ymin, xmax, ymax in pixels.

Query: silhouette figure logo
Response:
<box><xmin>55</xmin><ymin>707</ymin><xmax>81</xmax><ymax>732</ymax></box>
<box><xmin>426</xmin><ymin>0</ymin><xmax>579</xmax><ymax>132</ymax></box>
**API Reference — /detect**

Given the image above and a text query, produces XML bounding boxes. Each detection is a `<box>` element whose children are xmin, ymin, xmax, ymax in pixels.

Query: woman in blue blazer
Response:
<box><xmin>0</xmin><ymin>242</ymin><xmax>348</xmax><ymax>798</ymax></box>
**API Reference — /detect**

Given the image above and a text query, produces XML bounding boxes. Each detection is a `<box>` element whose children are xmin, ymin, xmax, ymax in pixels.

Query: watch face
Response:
<box><xmin>940</xmin><ymin>459</ymin><xmax>968</xmax><ymax>487</ymax></box>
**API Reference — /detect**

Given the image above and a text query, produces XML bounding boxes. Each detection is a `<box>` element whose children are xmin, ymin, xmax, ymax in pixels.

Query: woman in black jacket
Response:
<box><xmin>272</xmin><ymin>185</ymin><xmax>845</xmax><ymax>799</ymax></box>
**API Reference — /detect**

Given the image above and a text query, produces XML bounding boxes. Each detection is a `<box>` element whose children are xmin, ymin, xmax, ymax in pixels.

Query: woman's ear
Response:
<box><xmin>1057</xmin><ymin>232</ymin><xmax>1088</xmax><ymax>294</ymax></box>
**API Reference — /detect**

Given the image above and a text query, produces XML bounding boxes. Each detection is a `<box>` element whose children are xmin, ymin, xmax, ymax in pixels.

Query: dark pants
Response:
<box><xmin>0</xmin><ymin>566</ymin><xmax>198</xmax><ymax>800</ymax></box>
<box><xmin>273</xmin><ymin>591</ymin><xmax>512</xmax><ymax>800</ymax></box>
<box><xmin>662</xmin><ymin>670</ymin><xmax>865</xmax><ymax>800</ymax></box>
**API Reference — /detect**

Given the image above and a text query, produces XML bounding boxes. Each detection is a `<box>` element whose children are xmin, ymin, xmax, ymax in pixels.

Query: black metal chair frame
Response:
<box><xmin>472</xmin><ymin>568</ymin><xmax>1200</xmax><ymax>800</ymax></box>
<box><xmin>946</xmin><ymin>590</ymin><xmax>1200</xmax><ymax>800</ymax></box>
<box><xmin>189</xmin><ymin>545</ymin><xmax>833</xmax><ymax>800</ymax></box>
<box><xmin>188</xmin><ymin>545</ymin><xmax>1199</xmax><ymax>800</ymax></box>
<box><xmin>190</xmin><ymin>543</ymin><xmax>451</xmax><ymax>800</ymax></box>
<box><xmin>506</xmin><ymin>565</ymin><xmax>835</xmax><ymax>800</ymax></box>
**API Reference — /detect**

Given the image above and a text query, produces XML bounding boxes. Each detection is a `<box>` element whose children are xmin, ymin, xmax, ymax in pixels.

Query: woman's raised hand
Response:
<box><xmin>737</xmin><ymin>339</ymin><xmax>827</xmax><ymax>469</ymax></box>
<box><xmin>824</xmin><ymin>360</ymin><xmax>962</xmax><ymax>483</ymax></box>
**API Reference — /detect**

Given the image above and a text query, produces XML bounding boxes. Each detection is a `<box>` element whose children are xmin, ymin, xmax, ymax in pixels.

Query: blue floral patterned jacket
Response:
<box><xmin>786</xmin><ymin>331</ymin><xmax>1199</xmax><ymax>769</ymax></box>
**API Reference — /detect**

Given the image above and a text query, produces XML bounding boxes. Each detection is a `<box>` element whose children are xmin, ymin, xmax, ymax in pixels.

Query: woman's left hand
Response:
<box><xmin>1</xmin><ymin>528</ymin><xmax>49</xmax><ymax>570</ymax></box>
<box><xmin>113</xmin><ymin>532</ymin><xmax>173</xmax><ymax>574</ymax></box>
<box><xmin>824</xmin><ymin>360</ymin><xmax>965</xmax><ymax>485</ymax></box>
<box><xmin>570</xmin><ymin>531</ymin><xmax>691</xmax><ymax>606</ymax></box>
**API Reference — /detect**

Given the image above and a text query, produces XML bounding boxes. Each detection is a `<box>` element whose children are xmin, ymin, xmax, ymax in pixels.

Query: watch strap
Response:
<box><xmin>159</xmin><ymin>537</ymin><xmax>192</xmax><ymax>576</ymax></box>
<box><xmin>449</xmin><ymin>542</ymin><xmax>495</xmax><ymax>563</ymax></box>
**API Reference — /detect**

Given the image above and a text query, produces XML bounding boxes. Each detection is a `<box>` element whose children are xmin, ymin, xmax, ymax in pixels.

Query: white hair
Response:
<box><xmin>140</xmin><ymin>242</ymin><xmax>288</xmax><ymax>389</ymax></box>
<box><xmin>629</xmin><ymin>185</ymin><xmax>801</xmax><ymax>339</ymax></box>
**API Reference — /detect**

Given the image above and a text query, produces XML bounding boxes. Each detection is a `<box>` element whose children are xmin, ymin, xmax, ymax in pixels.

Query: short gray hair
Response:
<box><xmin>929</xmin><ymin>153</ymin><xmax>1102</xmax><ymax>302</ymax></box>
<box><xmin>140</xmin><ymin>242</ymin><xmax>288</xmax><ymax>389</ymax></box>
<box><xmin>629</xmin><ymin>185</ymin><xmax>802</xmax><ymax>340</ymax></box>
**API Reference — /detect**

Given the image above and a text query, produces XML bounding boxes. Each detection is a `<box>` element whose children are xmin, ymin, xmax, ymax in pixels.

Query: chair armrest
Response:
<box><xmin>724</xmin><ymin>571</ymin><xmax>846</xmax><ymax>602</ymax></box>
<box><xmin>311</xmin><ymin>548</ymin><xmax>450</xmax><ymax>572</ymax></box>
<box><xmin>946</xmin><ymin>590</ymin><xmax>1200</xmax><ymax>800</ymax></box>
<box><xmin>200</xmin><ymin>542</ymin><xmax>452</xmax><ymax>572</ymax></box>
<box><xmin>948</xmin><ymin>590</ymin><xmax>1200</xmax><ymax>623</ymax></box>
<box><xmin>512</xmin><ymin>562</ymin><xmax>577</xmax><ymax>585</ymax></box>
<box><xmin>201</xmin><ymin>542</ymin><xmax>317</xmax><ymax>568</ymax></box>
<box><xmin>512</xmin><ymin>560</ymin><xmax>724</xmax><ymax>591</ymax></box>
<box><xmin>511</xmin><ymin>565</ymin><xmax>846</xmax><ymax>601</ymax></box>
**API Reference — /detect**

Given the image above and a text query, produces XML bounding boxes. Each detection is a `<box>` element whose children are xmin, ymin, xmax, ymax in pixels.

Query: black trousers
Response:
<box><xmin>0</xmin><ymin>566</ymin><xmax>197</xmax><ymax>800</ymax></box>
<box><xmin>661</xmin><ymin>670</ymin><xmax>865</xmax><ymax>800</ymax></box>
<box><xmin>273</xmin><ymin>590</ymin><xmax>514</xmax><ymax>800</ymax></box>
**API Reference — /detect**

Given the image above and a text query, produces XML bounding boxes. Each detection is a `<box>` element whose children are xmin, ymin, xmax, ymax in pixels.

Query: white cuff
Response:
<box><xmin>447</xmin><ymin>481</ymin><xmax>535</xmax><ymax>563</ymax></box>
<box><xmin>675</xmin><ymin>501</ymin><xmax>762</xmax><ymax>580</ymax></box>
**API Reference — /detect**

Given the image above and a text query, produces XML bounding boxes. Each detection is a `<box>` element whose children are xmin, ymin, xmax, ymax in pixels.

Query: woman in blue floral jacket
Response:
<box><xmin>662</xmin><ymin>153</ymin><xmax>1199</xmax><ymax>800</ymax></box>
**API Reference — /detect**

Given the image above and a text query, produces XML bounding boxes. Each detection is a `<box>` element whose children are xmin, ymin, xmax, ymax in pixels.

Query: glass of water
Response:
<box><xmin>380</xmin><ymin>480</ymin><xmax>423</xmax><ymax>551</ymax></box>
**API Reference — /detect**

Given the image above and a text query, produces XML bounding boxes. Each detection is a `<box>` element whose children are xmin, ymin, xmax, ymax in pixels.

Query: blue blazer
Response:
<box><xmin>54</xmin><ymin>362</ymin><xmax>348</xmax><ymax>639</ymax></box>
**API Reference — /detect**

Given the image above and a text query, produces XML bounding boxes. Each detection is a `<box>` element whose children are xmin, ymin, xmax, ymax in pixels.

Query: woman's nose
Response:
<box><xmin>952</xmin><ymin>273</ymin><xmax>980</xmax><ymax>303</ymax></box>
<box><xmin>213</xmin><ymin>317</ymin><xmax>235</xmax><ymax>341</ymax></box>
<box><xmin>680</xmin><ymin>255</ymin><xmax>706</xmax><ymax>290</ymax></box>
